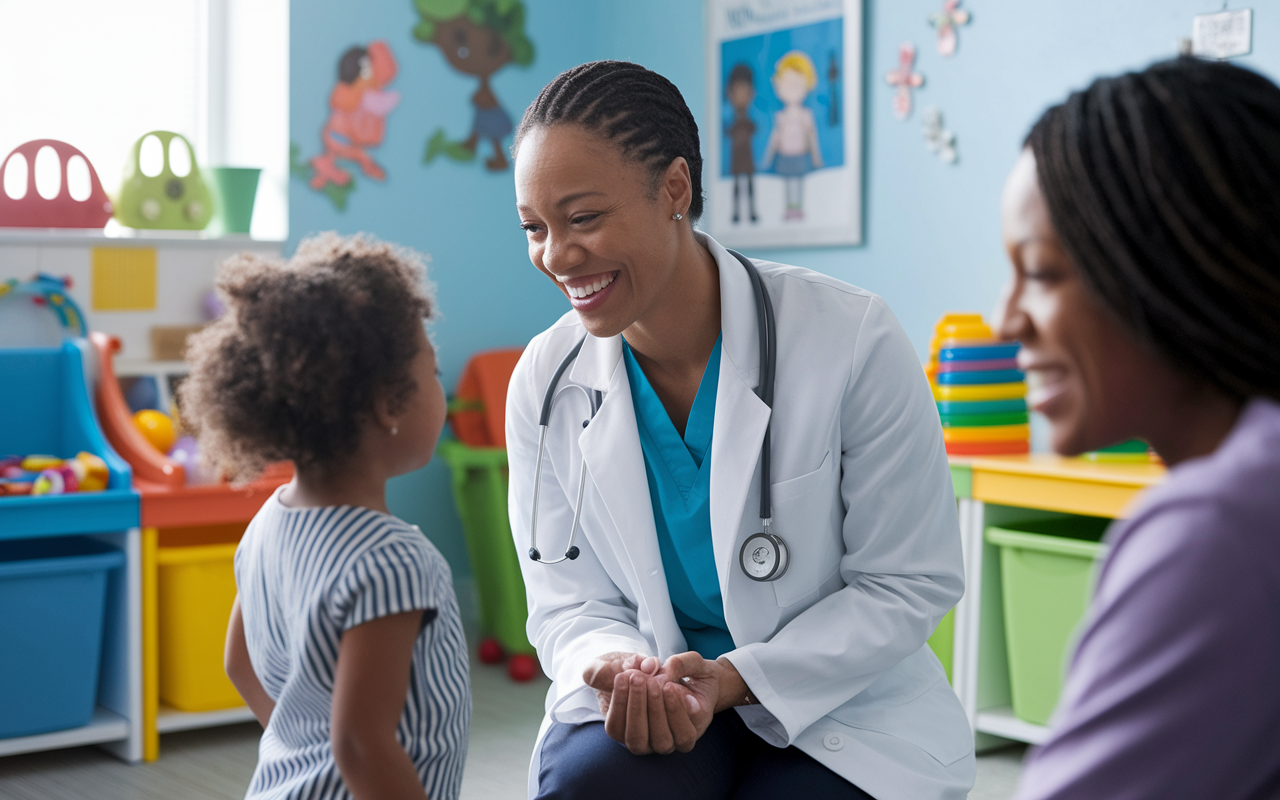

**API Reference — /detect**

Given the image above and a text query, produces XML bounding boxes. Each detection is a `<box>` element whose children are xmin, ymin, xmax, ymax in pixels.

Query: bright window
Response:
<box><xmin>0</xmin><ymin>0</ymin><xmax>288</xmax><ymax>240</ymax></box>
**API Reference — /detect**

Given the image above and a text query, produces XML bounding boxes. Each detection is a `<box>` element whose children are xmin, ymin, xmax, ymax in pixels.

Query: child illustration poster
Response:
<box><xmin>707</xmin><ymin>0</ymin><xmax>862</xmax><ymax>248</ymax></box>
<box><xmin>414</xmin><ymin>0</ymin><xmax>534</xmax><ymax>172</ymax></box>
<box><xmin>291</xmin><ymin>41</ymin><xmax>401</xmax><ymax>211</ymax></box>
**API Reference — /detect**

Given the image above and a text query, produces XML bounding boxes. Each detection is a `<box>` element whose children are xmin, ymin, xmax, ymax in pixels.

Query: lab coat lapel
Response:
<box><xmin>703</xmin><ymin>235</ymin><xmax>772</xmax><ymax>617</ymax></box>
<box><xmin>572</xmin><ymin>334</ymin><xmax>683</xmax><ymax>649</ymax></box>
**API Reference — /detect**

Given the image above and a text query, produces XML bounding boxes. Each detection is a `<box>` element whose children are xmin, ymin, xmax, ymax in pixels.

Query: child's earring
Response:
<box><xmin>391</xmin><ymin>425</ymin><xmax>399</xmax><ymax>436</ymax></box>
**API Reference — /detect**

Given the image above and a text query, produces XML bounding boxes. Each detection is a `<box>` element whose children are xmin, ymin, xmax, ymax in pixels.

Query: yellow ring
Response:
<box><xmin>943</xmin><ymin>424</ymin><xmax>1030</xmax><ymax>443</ymax></box>
<box><xmin>932</xmin><ymin>382</ymin><xmax>1026</xmax><ymax>401</ymax></box>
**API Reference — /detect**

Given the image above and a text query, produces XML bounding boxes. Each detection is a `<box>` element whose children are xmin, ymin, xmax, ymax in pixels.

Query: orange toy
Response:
<box><xmin>133</xmin><ymin>410</ymin><xmax>177</xmax><ymax>455</ymax></box>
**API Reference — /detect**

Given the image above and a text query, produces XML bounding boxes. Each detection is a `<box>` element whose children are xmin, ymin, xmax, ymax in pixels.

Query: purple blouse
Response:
<box><xmin>1017</xmin><ymin>398</ymin><xmax>1280</xmax><ymax>800</ymax></box>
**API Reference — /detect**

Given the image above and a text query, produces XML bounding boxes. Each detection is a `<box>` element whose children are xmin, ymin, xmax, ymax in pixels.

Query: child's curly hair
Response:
<box><xmin>179</xmin><ymin>233</ymin><xmax>435</xmax><ymax>482</ymax></box>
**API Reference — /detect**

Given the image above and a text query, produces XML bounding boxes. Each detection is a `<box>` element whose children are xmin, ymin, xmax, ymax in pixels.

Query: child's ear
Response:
<box><xmin>372</xmin><ymin>390</ymin><xmax>399</xmax><ymax>436</ymax></box>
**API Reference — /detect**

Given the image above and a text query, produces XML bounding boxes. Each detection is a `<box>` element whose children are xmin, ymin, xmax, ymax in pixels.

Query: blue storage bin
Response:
<box><xmin>0</xmin><ymin>341</ymin><xmax>138</xmax><ymax>538</ymax></box>
<box><xmin>0</xmin><ymin>537</ymin><xmax>125</xmax><ymax>738</ymax></box>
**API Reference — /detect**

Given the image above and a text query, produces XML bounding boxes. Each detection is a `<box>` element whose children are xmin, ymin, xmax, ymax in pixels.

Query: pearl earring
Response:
<box><xmin>672</xmin><ymin>212</ymin><xmax>684</xmax><ymax>221</ymax></box>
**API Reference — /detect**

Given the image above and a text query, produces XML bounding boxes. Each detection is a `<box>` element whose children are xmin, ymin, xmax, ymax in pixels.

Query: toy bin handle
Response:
<box><xmin>128</xmin><ymin>131</ymin><xmax>198</xmax><ymax>181</ymax></box>
<box><xmin>0</xmin><ymin>149</ymin><xmax>36</xmax><ymax>200</ymax></box>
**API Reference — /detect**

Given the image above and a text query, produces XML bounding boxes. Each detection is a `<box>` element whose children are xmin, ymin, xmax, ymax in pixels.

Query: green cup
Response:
<box><xmin>209</xmin><ymin>167</ymin><xmax>261</xmax><ymax>234</ymax></box>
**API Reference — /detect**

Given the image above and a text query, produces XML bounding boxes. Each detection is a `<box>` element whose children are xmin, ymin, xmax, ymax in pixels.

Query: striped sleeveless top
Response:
<box><xmin>235</xmin><ymin>489</ymin><xmax>471</xmax><ymax>799</ymax></box>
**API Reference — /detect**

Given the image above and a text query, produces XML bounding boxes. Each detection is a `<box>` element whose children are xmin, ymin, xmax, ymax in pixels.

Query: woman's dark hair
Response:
<box><xmin>1027</xmin><ymin>56</ymin><xmax>1280</xmax><ymax>401</ymax></box>
<box><xmin>514</xmin><ymin>60</ymin><xmax>705</xmax><ymax>220</ymax></box>
<box><xmin>179</xmin><ymin>233</ymin><xmax>434</xmax><ymax>481</ymax></box>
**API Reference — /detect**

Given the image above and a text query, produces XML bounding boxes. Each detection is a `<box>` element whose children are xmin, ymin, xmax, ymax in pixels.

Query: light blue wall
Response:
<box><xmin>599</xmin><ymin>0</ymin><xmax>1279</xmax><ymax>357</ymax></box>
<box><xmin>292</xmin><ymin>1</ymin><xmax>1278</xmax><ymax>576</ymax></box>
<box><xmin>290</xmin><ymin>0</ymin><xmax>604</xmax><ymax>573</ymax></box>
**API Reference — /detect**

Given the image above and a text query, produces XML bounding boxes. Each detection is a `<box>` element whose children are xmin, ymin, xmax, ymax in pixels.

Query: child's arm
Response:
<box><xmin>225</xmin><ymin>596</ymin><xmax>275</xmax><ymax>728</ymax></box>
<box><xmin>331</xmin><ymin>610</ymin><xmax>430</xmax><ymax>800</ymax></box>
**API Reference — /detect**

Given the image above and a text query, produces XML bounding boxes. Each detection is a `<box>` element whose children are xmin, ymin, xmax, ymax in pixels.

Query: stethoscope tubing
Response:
<box><xmin>527</xmin><ymin>249</ymin><xmax>780</xmax><ymax>569</ymax></box>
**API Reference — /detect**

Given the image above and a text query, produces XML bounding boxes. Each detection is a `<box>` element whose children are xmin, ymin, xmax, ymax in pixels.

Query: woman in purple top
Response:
<box><xmin>996</xmin><ymin>57</ymin><xmax>1280</xmax><ymax>799</ymax></box>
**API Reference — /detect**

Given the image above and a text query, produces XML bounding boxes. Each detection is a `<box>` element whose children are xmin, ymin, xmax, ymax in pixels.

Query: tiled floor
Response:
<box><xmin>0</xmin><ymin>651</ymin><xmax>1027</xmax><ymax>799</ymax></box>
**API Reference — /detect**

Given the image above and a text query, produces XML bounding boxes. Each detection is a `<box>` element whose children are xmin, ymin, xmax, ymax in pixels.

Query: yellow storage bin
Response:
<box><xmin>157</xmin><ymin>542</ymin><xmax>244</xmax><ymax>712</ymax></box>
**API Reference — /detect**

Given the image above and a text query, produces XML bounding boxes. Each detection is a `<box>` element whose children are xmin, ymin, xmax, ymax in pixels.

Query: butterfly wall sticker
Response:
<box><xmin>930</xmin><ymin>0</ymin><xmax>972</xmax><ymax>57</ymax></box>
<box><xmin>885</xmin><ymin>42</ymin><xmax>925</xmax><ymax>121</ymax></box>
<box><xmin>923</xmin><ymin>107</ymin><xmax>958</xmax><ymax>164</ymax></box>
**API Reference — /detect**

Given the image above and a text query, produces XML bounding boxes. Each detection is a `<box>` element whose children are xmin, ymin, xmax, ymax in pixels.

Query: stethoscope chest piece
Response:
<box><xmin>739</xmin><ymin>532</ymin><xmax>789</xmax><ymax>582</ymax></box>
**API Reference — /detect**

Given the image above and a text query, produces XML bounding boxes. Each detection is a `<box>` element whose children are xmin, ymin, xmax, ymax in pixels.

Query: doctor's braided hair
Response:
<box><xmin>1026</xmin><ymin>57</ymin><xmax>1280</xmax><ymax>401</ymax></box>
<box><xmin>514</xmin><ymin>60</ymin><xmax>705</xmax><ymax>220</ymax></box>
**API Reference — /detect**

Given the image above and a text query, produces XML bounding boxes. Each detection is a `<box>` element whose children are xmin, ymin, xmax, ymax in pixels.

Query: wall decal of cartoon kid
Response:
<box><xmin>725</xmin><ymin>63</ymin><xmax>759</xmax><ymax>225</ymax></box>
<box><xmin>290</xmin><ymin>41</ymin><xmax>401</xmax><ymax>211</ymax></box>
<box><xmin>414</xmin><ymin>0</ymin><xmax>534</xmax><ymax>172</ymax></box>
<box><xmin>761</xmin><ymin>50</ymin><xmax>824</xmax><ymax>221</ymax></box>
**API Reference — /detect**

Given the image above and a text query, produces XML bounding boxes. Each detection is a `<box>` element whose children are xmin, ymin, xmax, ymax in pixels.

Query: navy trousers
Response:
<box><xmin>535</xmin><ymin>713</ymin><xmax>874</xmax><ymax>799</ymax></box>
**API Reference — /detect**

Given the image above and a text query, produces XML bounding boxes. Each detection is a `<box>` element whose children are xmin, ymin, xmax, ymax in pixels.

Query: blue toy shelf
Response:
<box><xmin>0</xmin><ymin>339</ymin><xmax>143</xmax><ymax>762</ymax></box>
<box><xmin>0</xmin><ymin>341</ymin><xmax>138</xmax><ymax>536</ymax></box>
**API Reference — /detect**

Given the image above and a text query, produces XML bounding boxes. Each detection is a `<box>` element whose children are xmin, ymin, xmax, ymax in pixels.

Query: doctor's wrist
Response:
<box><xmin>713</xmin><ymin>656</ymin><xmax>754</xmax><ymax>712</ymax></box>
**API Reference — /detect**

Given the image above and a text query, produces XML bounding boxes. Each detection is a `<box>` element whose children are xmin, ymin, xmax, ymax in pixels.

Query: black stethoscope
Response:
<box><xmin>527</xmin><ymin>250</ymin><xmax>789</xmax><ymax>582</ymax></box>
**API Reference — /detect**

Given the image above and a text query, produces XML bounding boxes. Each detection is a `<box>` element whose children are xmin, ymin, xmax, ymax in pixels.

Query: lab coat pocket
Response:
<box><xmin>828</xmin><ymin>647</ymin><xmax>972</xmax><ymax>767</ymax></box>
<box><xmin>767</xmin><ymin>451</ymin><xmax>843</xmax><ymax>607</ymax></box>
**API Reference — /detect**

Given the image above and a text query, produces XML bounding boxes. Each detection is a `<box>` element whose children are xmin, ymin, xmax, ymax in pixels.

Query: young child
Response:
<box><xmin>761</xmin><ymin>50</ymin><xmax>824</xmax><ymax>221</ymax></box>
<box><xmin>179</xmin><ymin>233</ymin><xmax>470</xmax><ymax>800</ymax></box>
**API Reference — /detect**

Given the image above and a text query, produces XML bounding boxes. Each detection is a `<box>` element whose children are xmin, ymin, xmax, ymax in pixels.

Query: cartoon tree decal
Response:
<box><xmin>414</xmin><ymin>0</ymin><xmax>534</xmax><ymax>172</ymax></box>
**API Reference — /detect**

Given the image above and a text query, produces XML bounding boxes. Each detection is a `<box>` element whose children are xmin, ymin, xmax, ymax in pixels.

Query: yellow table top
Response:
<box><xmin>951</xmin><ymin>454</ymin><xmax>1166</xmax><ymax>518</ymax></box>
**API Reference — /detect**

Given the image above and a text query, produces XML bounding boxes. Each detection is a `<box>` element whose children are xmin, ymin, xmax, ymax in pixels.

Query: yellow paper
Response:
<box><xmin>92</xmin><ymin>247</ymin><xmax>157</xmax><ymax>311</ymax></box>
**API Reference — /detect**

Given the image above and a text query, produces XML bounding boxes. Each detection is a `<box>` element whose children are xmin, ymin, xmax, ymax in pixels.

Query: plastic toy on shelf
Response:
<box><xmin>926</xmin><ymin>313</ymin><xmax>1030</xmax><ymax>456</ymax></box>
<box><xmin>115</xmin><ymin>132</ymin><xmax>214</xmax><ymax>231</ymax></box>
<box><xmin>90</xmin><ymin>331</ymin><xmax>291</xmax><ymax>760</ymax></box>
<box><xmin>0</xmin><ymin>139</ymin><xmax>114</xmax><ymax>229</ymax></box>
<box><xmin>0</xmin><ymin>274</ymin><xmax>87</xmax><ymax>350</ymax></box>
<box><xmin>1</xmin><ymin>452</ymin><xmax>110</xmax><ymax>496</ymax></box>
<box><xmin>132</xmin><ymin>410</ymin><xmax>178</xmax><ymax>455</ymax></box>
<box><xmin>0</xmin><ymin>320</ymin><xmax>142</xmax><ymax>759</ymax></box>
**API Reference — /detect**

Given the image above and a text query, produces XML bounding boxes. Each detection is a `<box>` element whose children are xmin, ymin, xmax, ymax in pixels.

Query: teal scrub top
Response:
<box><xmin>622</xmin><ymin>335</ymin><xmax>735</xmax><ymax>659</ymax></box>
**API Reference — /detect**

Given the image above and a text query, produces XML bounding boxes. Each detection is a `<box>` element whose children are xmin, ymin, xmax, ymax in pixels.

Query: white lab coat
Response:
<box><xmin>506</xmin><ymin>232</ymin><xmax>974</xmax><ymax>799</ymax></box>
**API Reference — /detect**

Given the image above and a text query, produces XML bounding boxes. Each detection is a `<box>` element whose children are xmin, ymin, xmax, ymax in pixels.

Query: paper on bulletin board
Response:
<box><xmin>92</xmin><ymin>247</ymin><xmax>157</xmax><ymax>311</ymax></box>
<box><xmin>706</xmin><ymin>0</ymin><xmax>863</xmax><ymax>249</ymax></box>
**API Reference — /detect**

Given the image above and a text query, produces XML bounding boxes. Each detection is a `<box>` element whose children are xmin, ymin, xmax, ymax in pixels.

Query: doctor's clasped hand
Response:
<box><xmin>583</xmin><ymin>651</ymin><xmax>749</xmax><ymax>755</ymax></box>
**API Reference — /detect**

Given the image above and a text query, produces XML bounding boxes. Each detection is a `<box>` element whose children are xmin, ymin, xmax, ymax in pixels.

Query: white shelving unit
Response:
<box><xmin>0</xmin><ymin>708</ymin><xmax>131</xmax><ymax>759</ymax></box>
<box><xmin>0</xmin><ymin>526</ymin><xmax>143</xmax><ymax>764</ymax></box>
<box><xmin>0</xmin><ymin>229</ymin><xmax>284</xmax><ymax>362</ymax></box>
<box><xmin>975</xmin><ymin>707</ymin><xmax>1052</xmax><ymax>747</ymax></box>
<box><xmin>952</xmin><ymin>497</ymin><xmax>1060</xmax><ymax>750</ymax></box>
<box><xmin>948</xmin><ymin>457</ymin><xmax>1163</xmax><ymax>751</ymax></box>
<box><xmin>156</xmin><ymin>705</ymin><xmax>255</xmax><ymax>734</ymax></box>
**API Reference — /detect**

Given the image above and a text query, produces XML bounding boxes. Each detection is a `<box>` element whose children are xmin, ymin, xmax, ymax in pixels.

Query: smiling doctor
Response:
<box><xmin>507</xmin><ymin>61</ymin><xmax>974</xmax><ymax>800</ymax></box>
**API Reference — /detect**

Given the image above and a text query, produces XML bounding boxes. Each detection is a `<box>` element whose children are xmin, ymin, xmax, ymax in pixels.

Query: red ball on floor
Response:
<box><xmin>507</xmin><ymin>653</ymin><xmax>539</xmax><ymax>682</ymax></box>
<box><xmin>477</xmin><ymin>637</ymin><xmax>505</xmax><ymax>665</ymax></box>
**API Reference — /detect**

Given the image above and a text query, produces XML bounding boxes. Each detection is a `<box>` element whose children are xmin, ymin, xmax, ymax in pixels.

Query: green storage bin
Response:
<box><xmin>928</xmin><ymin>608</ymin><xmax>955</xmax><ymax>684</ymax></box>
<box><xmin>437</xmin><ymin>440</ymin><xmax>534</xmax><ymax>654</ymax></box>
<box><xmin>986</xmin><ymin>517</ymin><xmax>1111</xmax><ymax>725</ymax></box>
